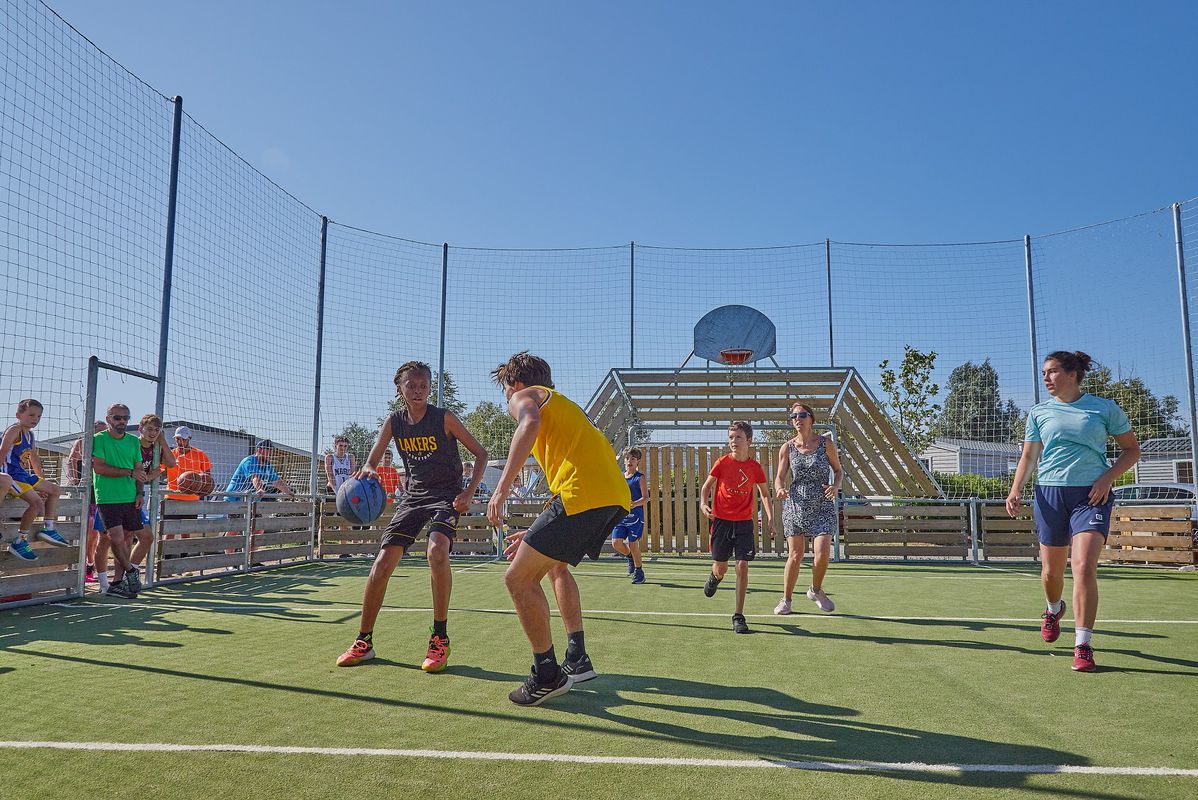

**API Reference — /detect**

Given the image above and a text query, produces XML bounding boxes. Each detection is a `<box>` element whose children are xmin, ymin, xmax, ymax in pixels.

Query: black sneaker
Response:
<box><xmin>703</xmin><ymin>573</ymin><xmax>721</xmax><ymax>597</ymax></box>
<box><xmin>732</xmin><ymin>613</ymin><xmax>750</xmax><ymax>634</ymax></box>
<box><xmin>562</xmin><ymin>653</ymin><xmax>597</xmax><ymax>683</ymax></box>
<box><xmin>105</xmin><ymin>578</ymin><xmax>135</xmax><ymax>599</ymax></box>
<box><xmin>509</xmin><ymin>669</ymin><xmax>574</xmax><ymax>706</ymax></box>
<box><xmin>125</xmin><ymin>566</ymin><xmax>142</xmax><ymax>595</ymax></box>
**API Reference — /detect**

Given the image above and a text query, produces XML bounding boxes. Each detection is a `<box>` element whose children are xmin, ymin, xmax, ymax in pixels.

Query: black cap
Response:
<box><xmin>255</xmin><ymin>439</ymin><xmax>274</xmax><ymax>449</ymax></box>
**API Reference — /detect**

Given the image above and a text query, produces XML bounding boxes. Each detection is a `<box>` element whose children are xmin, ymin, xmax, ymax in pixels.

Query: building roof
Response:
<box><xmin>1140</xmin><ymin>436</ymin><xmax>1192</xmax><ymax>455</ymax></box>
<box><xmin>44</xmin><ymin>420</ymin><xmax>313</xmax><ymax>458</ymax></box>
<box><xmin>925</xmin><ymin>438</ymin><xmax>1023</xmax><ymax>456</ymax></box>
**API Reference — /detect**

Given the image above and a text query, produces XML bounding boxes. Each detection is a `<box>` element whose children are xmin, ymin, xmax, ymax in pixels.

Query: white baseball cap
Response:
<box><xmin>174</xmin><ymin>426</ymin><xmax>193</xmax><ymax>439</ymax></box>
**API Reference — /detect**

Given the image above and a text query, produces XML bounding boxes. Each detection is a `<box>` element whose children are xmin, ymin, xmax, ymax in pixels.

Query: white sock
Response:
<box><xmin>17</xmin><ymin>530</ymin><xmax>29</xmax><ymax>540</ymax></box>
<box><xmin>1075</xmin><ymin>627</ymin><xmax>1092</xmax><ymax>647</ymax></box>
<box><xmin>43</xmin><ymin>519</ymin><xmax>56</xmax><ymax>530</ymax></box>
<box><xmin>97</xmin><ymin>572</ymin><xmax>110</xmax><ymax>590</ymax></box>
<box><xmin>1047</xmin><ymin>600</ymin><xmax>1064</xmax><ymax>615</ymax></box>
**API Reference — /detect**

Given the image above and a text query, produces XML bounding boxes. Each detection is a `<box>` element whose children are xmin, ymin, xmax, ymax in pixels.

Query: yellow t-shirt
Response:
<box><xmin>531</xmin><ymin>387</ymin><xmax>631</xmax><ymax>515</ymax></box>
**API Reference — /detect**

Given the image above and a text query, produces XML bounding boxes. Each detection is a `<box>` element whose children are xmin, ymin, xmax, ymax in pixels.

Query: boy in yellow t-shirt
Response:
<box><xmin>487</xmin><ymin>352</ymin><xmax>630</xmax><ymax>707</ymax></box>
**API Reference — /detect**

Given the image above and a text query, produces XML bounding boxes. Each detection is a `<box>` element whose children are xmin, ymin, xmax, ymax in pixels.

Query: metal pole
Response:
<box><xmin>1024</xmin><ymin>235</ymin><xmax>1041</xmax><ymax>405</ymax></box>
<box><xmin>309</xmin><ymin>217</ymin><xmax>329</xmax><ymax>558</ymax></box>
<box><xmin>155</xmin><ymin>95</ymin><xmax>183</xmax><ymax>417</ymax></box>
<box><xmin>145</xmin><ymin>95</ymin><xmax>184</xmax><ymax>586</ymax></box>
<box><xmin>76</xmin><ymin>356</ymin><xmax>99</xmax><ymax>598</ymax></box>
<box><xmin>629</xmin><ymin>241</ymin><xmax>636</xmax><ymax>369</ymax></box>
<box><xmin>437</xmin><ymin>243</ymin><xmax>448</xmax><ymax>405</ymax></box>
<box><xmin>1173</xmin><ymin>203</ymin><xmax>1198</xmax><ymax>485</ymax></box>
<box><xmin>825</xmin><ymin>239</ymin><xmax>834</xmax><ymax>367</ymax></box>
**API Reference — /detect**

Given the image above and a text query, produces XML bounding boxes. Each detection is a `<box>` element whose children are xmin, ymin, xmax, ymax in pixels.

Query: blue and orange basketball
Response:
<box><xmin>336</xmin><ymin>475</ymin><xmax>386</xmax><ymax>525</ymax></box>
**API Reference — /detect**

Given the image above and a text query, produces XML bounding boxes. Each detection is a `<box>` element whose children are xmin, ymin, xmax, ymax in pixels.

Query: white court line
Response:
<box><xmin>0</xmin><ymin>740</ymin><xmax>1193</xmax><ymax>777</ymax></box>
<box><xmin>454</xmin><ymin>559</ymin><xmax>502</xmax><ymax>574</ymax></box>
<box><xmin>36</xmin><ymin>601</ymin><xmax>1198</xmax><ymax>625</ymax></box>
<box><xmin>978</xmin><ymin>565</ymin><xmax>1039</xmax><ymax>580</ymax></box>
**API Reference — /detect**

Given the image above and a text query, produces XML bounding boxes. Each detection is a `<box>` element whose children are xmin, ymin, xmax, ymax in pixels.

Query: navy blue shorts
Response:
<box><xmin>1033</xmin><ymin>485</ymin><xmax>1113</xmax><ymax>547</ymax></box>
<box><xmin>611</xmin><ymin>514</ymin><xmax>644</xmax><ymax>542</ymax></box>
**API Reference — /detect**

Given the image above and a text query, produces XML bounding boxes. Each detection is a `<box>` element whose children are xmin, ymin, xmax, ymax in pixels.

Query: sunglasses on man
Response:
<box><xmin>109</xmin><ymin>414</ymin><xmax>129</xmax><ymax>421</ymax></box>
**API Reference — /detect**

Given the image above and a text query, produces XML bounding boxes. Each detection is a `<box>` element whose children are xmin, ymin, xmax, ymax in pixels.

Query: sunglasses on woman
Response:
<box><xmin>789</xmin><ymin>411</ymin><xmax>811</xmax><ymax>420</ymax></box>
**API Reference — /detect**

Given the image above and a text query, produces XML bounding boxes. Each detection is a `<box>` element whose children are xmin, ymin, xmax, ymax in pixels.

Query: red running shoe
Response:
<box><xmin>336</xmin><ymin>638</ymin><xmax>375</xmax><ymax>667</ymax></box>
<box><xmin>1072</xmin><ymin>643</ymin><xmax>1096</xmax><ymax>672</ymax></box>
<box><xmin>1041</xmin><ymin>602</ymin><xmax>1066</xmax><ymax>643</ymax></box>
<box><xmin>421</xmin><ymin>631</ymin><xmax>450</xmax><ymax>673</ymax></box>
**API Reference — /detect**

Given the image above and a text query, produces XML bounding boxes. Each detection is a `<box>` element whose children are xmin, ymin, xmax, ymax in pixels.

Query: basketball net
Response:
<box><xmin>719</xmin><ymin>348</ymin><xmax>753</xmax><ymax>366</ymax></box>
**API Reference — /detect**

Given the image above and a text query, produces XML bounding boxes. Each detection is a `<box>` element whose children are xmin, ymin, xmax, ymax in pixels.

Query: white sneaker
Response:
<box><xmin>773</xmin><ymin>597</ymin><xmax>792</xmax><ymax>615</ymax></box>
<box><xmin>807</xmin><ymin>587</ymin><xmax>835</xmax><ymax>612</ymax></box>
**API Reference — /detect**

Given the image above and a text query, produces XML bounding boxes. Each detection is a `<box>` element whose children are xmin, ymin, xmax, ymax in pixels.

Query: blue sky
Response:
<box><xmin>49</xmin><ymin>0</ymin><xmax>1198</xmax><ymax>246</ymax></box>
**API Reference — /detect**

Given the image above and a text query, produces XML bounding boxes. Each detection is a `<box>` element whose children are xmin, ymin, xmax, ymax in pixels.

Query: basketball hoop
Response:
<box><xmin>719</xmin><ymin>348</ymin><xmax>753</xmax><ymax>366</ymax></box>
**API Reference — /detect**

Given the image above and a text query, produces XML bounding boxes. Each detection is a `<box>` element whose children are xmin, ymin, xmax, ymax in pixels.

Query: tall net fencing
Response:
<box><xmin>440</xmin><ymin>245</ymin><xmax>631</xmax><ymax>460</ymax></box>
<box><xmin>4</xmin><ymin>0</ymin><xmax>1198</xmax><ymax>506</ymax></box>
<box><xmin>831</xmin><ymin>241</ymin><xmax>1031</xmax><ymax>497</ymax></box>
<box><xmin>1032</xmin><ymin>208</ymin><xmax>1187</xmax><ymax>490</ymax></box>
<box><xmin>164</xmin><ymin>113</ymin><xmax>322</xmax><ymax>491</ymax></box>
<box><xmin>0</xmin><ymin>0</ymin><xmax>171</xmax><ymax>440</ymax></box>
<box><xmin>318</xmin><ymin>224</ymin><xmax>444</xmax><ymax>483</ymax></box>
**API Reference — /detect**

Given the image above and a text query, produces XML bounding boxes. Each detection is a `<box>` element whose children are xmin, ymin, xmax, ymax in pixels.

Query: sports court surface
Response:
<box><xmin>2</xmin><ymin>557</ymin><xmax>1195</xmax><ymax>799</ymax></box>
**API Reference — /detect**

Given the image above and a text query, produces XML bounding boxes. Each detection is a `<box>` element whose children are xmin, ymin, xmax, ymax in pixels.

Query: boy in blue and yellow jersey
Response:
<box><xmin>487</xmin><ymin>352</ymin><xmax>631</xmax><ymax>706</ymax></box>
<box><xmin>336</xmin><ymin>361</ymin><xmax>489</xmax><ymax>674</ymax></box>
<box><xmin>1</xmin><ymin>399</ymin><xmax>69</xmax><ymax>561</ymax></box>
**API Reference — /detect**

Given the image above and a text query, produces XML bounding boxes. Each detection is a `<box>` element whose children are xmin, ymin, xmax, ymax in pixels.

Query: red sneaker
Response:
<box><xmin>336</xmin><ymin>638</ymin><xmax>375</xmax><ymax>667</ymax></box>
<box><xmin>1072</xmin><ymin>643</ymin><xmax>1096</xmax><ymax>672</ymax></box>
<box><xmin>1041</xmin><ymin>602</ymin><xmax>1065</xmax><ymax>643</ymax></box>
<box><xmin>421</xmin><ymin>631</ymin><xmax>450</xmax><ymax>673</ymax></box>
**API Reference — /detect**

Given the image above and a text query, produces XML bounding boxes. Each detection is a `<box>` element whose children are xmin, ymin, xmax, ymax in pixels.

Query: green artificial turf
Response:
<box><xmin>2</xmin><ymin>557</ymin><xmax>1195</xmax><ymax>799</ymax></box>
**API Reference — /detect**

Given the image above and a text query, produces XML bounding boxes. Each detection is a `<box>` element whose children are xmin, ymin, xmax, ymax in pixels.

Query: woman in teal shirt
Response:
<box><xmin>1007</xmin><ymin>351</ymin><xmax>1141</xmax><ymax>673</ymax></box>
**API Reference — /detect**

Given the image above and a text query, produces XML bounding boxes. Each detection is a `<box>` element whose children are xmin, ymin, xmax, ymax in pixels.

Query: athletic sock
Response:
<box><xmin>43</xmin><ymin>519</ymin><xmax>56</xmax><ymax>530</ymax></box>
<box><xmin>358</xmin><ymin>631</ymin><xmax>373</xmax><ymax>643</ymax></box>
<box><xmin>565</xmin><ymin>630</ymin><xmax>585</xmax><ymax>661</ymax></box>
<box><xmin>1075</xmin><ymin>627</ymin><xmax>1092</xmax><ymax>647</ymax></box>
<box><xmin>533</xmin><ymin>647</ymin><xmax>559</xmax><ymax>682</ymax></box>
<box><xmin>1047</xmin><ymin>600</ymin><xmax>1064</xmax><ymax>615</ymax></box>
<box><xmin>432</xmin><ymin>619</ymin><xmax>447</xmax><ymax>638</ymax></box>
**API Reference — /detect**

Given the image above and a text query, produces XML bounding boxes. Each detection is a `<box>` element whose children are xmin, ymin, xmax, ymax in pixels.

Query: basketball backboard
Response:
<box><xmin>693</xmin><ymin>305</ymin><xmax>777</xmax><ymax>365</ymax></box>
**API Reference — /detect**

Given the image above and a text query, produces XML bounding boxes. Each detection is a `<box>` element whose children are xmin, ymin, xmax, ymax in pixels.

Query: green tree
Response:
<box><xmin>933</xmin><ymin>359</ymin><xmax>1023</xmax><ymax>443</ymax></box>
<box><xmin>1081</xmin><ymin>366</ymin><xmax>1188</xmax><ymax>445</ymax></box>
<box><xmin>878</xmin><ymin>346</ymin><xmax>941</xmax><ymax>455</ymax></box>
<box><xmin>463</xmin><ymin>400</ymin><xmax>516</xmax><ymax>460</ymax></box>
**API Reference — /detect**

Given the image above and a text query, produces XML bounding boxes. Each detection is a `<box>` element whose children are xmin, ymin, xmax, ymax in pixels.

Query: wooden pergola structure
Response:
<box><xmin>586</xmin><ymin>367</ymin><xmax>941</xmax><ymax>498</ymax></box>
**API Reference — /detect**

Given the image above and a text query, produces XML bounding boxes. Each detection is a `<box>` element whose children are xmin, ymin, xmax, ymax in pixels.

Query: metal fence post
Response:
<box><xmin>629</xmin><ymin>241</ymin><xmax>636</xmax><ymax>369</ymax></box>
<box><xmin>825</xmin><ymin>239</ymin><xmax>834</xmax><ymax>367</ymax></box>
<box><xmin>969</xmin><ymin>499</ymin><xmax>980</xmax><ymax>565</ymax></box>
<box><xmin>244</xmin><ymin>495</ymin><xmax>255</xmax><ymax>573</ymax></box>
<box><xmin>308</xmin><ymin>216</ymin><xmax>330</xmax><ymax>560</ymax></box>
<box><xmin>76</xmin><ymin>356</ymin><xmax>100</xmax><ymax>598</ymax></box>
<box><xmin>1024</xmin><ymin>235</ymin><xmax>1041</xmax><ymax>405</ymax></box>
<box><xmin>437</xmin><ymin>243</ymin><xmax>448</xmax><ymax>404</ymax></box>
<box><xmin>1173</xmin><ymin>203</ymin><xmax>1198</xmax><ymax>484</ymax></box>
<box><xmin>147</xmin><ymin>95</ymin><xmax>184</xmax><ymax>586</ymax></box>
<box><xmin>832</xmin><ymin>495</ymin><xmax>841</xmax><ymax>562</ymax></box>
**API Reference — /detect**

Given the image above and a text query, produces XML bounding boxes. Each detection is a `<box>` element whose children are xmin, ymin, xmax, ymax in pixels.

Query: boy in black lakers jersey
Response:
<box><xmin>337</xmin><ymin>361</ymin><xmax>488</xmax><ymax>672</ymax></box>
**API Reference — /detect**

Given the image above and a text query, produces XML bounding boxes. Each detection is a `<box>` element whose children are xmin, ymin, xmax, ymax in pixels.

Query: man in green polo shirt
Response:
<box><xmin>93</xmin><ymin>403</ymin><xmax>148</xmax><ymax>598</ymax></box>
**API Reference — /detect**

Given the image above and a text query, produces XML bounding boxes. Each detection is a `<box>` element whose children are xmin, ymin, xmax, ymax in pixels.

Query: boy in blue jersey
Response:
<box><xmin>610</xmin><ymin>447</ymin><xmax>648</xmax><ymax>584</ymax></box>
<box><xmin>1</xmin><ymin>399</ymin><xmax>69</xmax><ymax>561</ymax></box>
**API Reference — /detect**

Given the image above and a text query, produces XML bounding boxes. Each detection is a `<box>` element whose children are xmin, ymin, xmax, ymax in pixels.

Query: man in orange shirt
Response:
<box><xmin>375</xmin><ymin>449</ymin><xmax>402</xmax><ymax>498</ymax></box>
<box><xmin>166</xmin><ymin>426</ymin><xmax>214</xmax><ymax>500</ymax></box>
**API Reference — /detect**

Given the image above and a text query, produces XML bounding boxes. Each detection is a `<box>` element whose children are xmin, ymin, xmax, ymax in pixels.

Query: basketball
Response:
<box><xmin>336</xmin><ymin>475</ymin><xmax>386</xmax><ymax>525</ymax></box>
<box><xmin>178</xmin><ymin>470</ymin><xmax>215</xmax><ymax>496</ymax></box>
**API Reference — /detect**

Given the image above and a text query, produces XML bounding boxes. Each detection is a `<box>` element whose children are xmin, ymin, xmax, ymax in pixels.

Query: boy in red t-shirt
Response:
<box><xmin>700</xmin><ymin>421</ymin><xmax>775</xmax><ymax>633</ymax></box>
